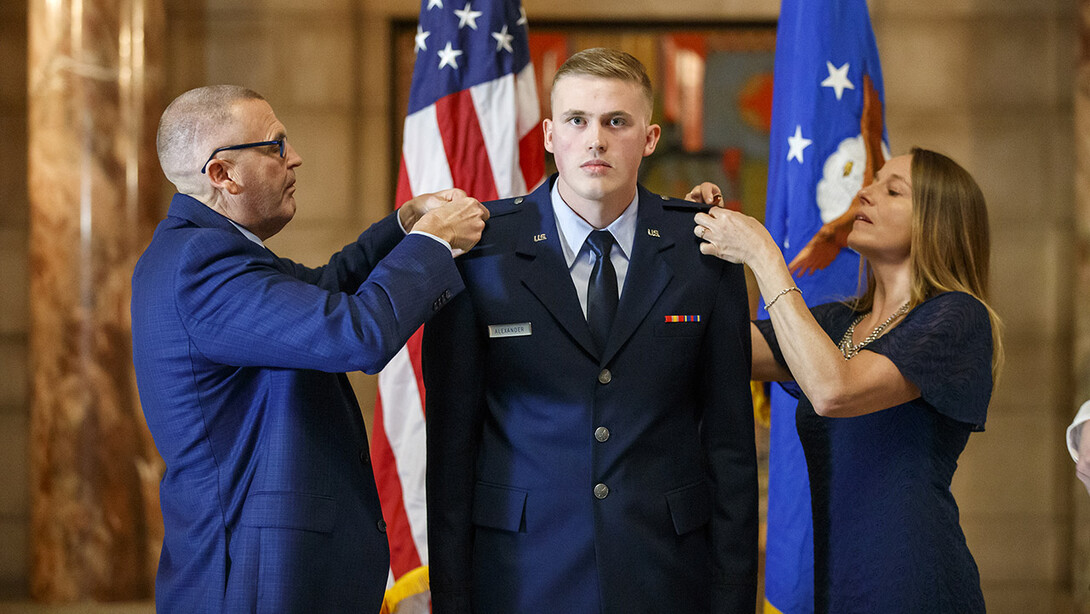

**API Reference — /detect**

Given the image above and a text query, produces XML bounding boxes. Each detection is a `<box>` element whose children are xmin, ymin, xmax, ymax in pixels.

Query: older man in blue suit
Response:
<box><xmin>131</xmin><ymin>85</ymin><xmax>488</xmax><ymax>613</ymax></box>
<box><xmin>424</xmin><ymin>49</ymin><xmax>758</xmax><ymax>613</ymax></box>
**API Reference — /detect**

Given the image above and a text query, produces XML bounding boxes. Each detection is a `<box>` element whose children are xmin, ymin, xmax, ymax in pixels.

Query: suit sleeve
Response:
<box><xmin>422</xmin><ymin>285</ymin><xmax>485</xmax><ymax>614</ymax></box>
<box><xmin>701</xmin><ymin>260</ymin><xmax>759</xmax><ymax>613</ymax></box>
<box><xmin>176</xmin><ymin>214</ymin><xmax>463</xmax><ymax>374</ymax></box>
<box><xmin>273</xmin><ymin>211</ymin><xmax>408</xmax><ymax>293</ymax></box>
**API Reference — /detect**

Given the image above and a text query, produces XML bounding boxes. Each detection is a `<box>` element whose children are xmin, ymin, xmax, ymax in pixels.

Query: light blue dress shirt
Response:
<box><xmin>549</xmin><ymin>182</ymin><xmax>638</xmax><ymax>319</ymax></box>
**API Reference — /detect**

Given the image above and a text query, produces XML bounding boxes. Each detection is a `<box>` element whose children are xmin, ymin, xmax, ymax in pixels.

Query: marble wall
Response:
<box><xmin>0</xmin><ymin>0</ymin><xmax>1085</xmax><ymax>610</ymax></box>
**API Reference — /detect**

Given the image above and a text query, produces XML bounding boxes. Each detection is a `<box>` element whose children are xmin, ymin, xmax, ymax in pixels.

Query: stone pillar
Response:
<box><xmin>27</xmin><ymin>0</ymin><xmax>164</xmax><ymax>602</ymax></box>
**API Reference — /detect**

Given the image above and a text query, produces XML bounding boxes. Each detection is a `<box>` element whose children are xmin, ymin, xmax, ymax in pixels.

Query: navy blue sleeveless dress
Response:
<box><xmin>756</xmin><ymin>291</ymin><xmax>991</xmax><ymax>613</ymax></box>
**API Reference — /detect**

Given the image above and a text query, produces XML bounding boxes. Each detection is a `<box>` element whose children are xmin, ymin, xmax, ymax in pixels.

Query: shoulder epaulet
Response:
<box><xmin>486</xmin><ymin>195</ymin><xmax>525</xmax><ymax>219</ymax></box>
<box><xmin>655</xmin><ymin>193</ymin><xmax>710</xmax><ymax>212</ymax></box>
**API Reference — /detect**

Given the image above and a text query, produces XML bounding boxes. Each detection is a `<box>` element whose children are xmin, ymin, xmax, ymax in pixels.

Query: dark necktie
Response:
<box><xmin>586</xmin><ymin>230</ymin><xmax>618</xmax><ymax>352</ymax></box>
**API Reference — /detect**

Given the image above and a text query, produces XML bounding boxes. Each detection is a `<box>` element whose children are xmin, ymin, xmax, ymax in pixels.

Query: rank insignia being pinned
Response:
<box><xmin>664</xmin><ymin>315</ymin><xmax>701</xmax><ymax>323</ymax></box>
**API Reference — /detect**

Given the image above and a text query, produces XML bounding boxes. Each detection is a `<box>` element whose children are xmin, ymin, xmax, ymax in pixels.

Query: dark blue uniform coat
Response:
<box><xmin>424</xmin><ymin>177</ymin><xmax>758</xmax><ymax>614</ymax></box>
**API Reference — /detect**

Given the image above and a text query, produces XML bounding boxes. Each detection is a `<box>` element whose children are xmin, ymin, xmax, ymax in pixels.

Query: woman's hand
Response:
<box><xmin>693</xmin><ymin>206</ymin><xmax>776</xmax><ymax>268</ymax></box>
<box><xmin>684</xmin><ymin>182</ymin><xmax>723</xmax><ymax>206</ymax></box>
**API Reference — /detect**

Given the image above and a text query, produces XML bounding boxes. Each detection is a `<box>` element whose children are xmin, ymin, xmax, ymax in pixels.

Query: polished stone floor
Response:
<box><xmin>0</xmin><ymin>603</ymin><xmax>154</xmax><ymax>613</ymax></box>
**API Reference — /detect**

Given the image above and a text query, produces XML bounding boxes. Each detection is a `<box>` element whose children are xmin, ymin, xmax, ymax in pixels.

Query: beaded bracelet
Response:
<box><xmin>764</xmin><ymin>286</ymin><xmax>801</xmax><ymax>311</ymax></box>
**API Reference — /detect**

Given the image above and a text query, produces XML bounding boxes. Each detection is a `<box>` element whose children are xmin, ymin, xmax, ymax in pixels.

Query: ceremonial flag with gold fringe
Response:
<box><xmin>762</xmin><ymin>0</ymin><xmax>888</xmax><ymax>612</ymax></box>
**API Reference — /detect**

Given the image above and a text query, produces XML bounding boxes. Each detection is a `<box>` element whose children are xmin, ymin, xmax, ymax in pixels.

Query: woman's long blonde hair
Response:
<box><xmin>853</xmin><ymin>147</ymin><xmax>1004</xmax><ymax>383</ymax></box>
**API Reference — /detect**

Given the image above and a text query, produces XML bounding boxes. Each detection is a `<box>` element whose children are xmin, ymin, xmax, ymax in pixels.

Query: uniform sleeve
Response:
<box><xmin>700</xmin><ymin>260</ymin><xmax>758</xmax><ymax>613</ymax></box>
<box><xmin>753</xmin><ymin>317</ymin><xmax>783</xmax><ymax>368</ymax></box>
<box><xmin>867</xmin><ymin>291</ymin><xmax>993</xmax><ymax>430</ymax></box>
<box><xmin>423</xmin><ymin>277</ymin><xmax>486</xmax><ymax>614</ymax></box>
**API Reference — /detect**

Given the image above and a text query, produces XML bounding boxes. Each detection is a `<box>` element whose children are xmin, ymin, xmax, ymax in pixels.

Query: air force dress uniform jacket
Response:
<box><xmin>423</xmin><ymin>176</ymin><xmax>759</xmax><ymax>614</ymax></box>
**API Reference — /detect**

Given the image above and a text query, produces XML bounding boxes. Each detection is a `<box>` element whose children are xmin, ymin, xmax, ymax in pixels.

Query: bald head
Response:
<box><xmin>156</xmin><ymin>85</ymin><xmax>264</xmax><ymax>196</ymax></box>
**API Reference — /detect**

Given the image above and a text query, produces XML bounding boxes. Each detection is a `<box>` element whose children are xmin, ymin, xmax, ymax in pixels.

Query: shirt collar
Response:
<box><xmin>550</xmin><ymin>182</ymin><xmax>638</xmax><ymax>268</ymax></box>
<box><xmin>226</xmin><ymin>219</ymin><xmax>266</xmax><ymax>247</ymax></box>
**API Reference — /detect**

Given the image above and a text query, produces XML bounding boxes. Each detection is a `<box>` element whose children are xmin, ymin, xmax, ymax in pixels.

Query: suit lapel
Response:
<box><xmin>515</xmin><ymin>184</ymin><xmax>599</xmax><ymax>358</ymax></box>
<box><xmin>602</xmin><ymin>190</ymin><xmax>674</xmax><ymax>364</ymax></box>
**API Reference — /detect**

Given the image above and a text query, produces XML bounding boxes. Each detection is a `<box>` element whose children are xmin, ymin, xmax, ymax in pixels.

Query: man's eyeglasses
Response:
<box><xmin>200</xmin><ymin>138</ymin><xmax>286</xmax><ymax>174</ymax></box>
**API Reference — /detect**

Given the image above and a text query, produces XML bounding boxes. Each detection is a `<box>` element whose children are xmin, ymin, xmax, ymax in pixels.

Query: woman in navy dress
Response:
<box><xmin>691</xmin><ymin>148</ymin><xmax>1002</xmax><ymax>613</ymax></box>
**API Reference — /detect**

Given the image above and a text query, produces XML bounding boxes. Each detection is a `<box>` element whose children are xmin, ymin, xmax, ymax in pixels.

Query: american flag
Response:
<box><xmin>372</xmin><ymin>0</ymin><xmax>545</xmax><ymax>590</ymax></box>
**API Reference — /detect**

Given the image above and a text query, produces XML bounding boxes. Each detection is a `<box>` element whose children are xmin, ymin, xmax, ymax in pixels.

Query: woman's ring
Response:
<box><xmin>699</xmin><ymin>226</ymin><xmax>707</xmax><ymax>240</ymax></box>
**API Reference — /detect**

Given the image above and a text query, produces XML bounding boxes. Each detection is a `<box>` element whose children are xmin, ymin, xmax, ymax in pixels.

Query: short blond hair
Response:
<box><xmin>552</xmin><ymin>48</ymin><xmax>653</xmax><ymax>116</ymax></box>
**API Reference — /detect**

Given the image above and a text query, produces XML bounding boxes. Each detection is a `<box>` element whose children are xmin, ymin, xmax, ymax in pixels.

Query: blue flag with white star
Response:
<box><xmin>762</xmin><ymin>1</ymin><xmax>888</xmax><ymax>613</ymax></box>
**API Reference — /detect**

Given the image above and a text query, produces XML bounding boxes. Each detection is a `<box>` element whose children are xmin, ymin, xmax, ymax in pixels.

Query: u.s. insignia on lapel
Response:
<box><xmin>647</xmin><ymin>228</ymin><xmax>660</xmax><ymax>238</ymax></box>
<box><xmin>533</xmin><ymin>233</ymin><xmax>547</xmax><ymax>242</ymax></box>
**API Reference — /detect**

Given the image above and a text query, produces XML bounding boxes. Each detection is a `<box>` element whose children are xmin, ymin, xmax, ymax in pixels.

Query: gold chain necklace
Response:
<box><xmin>837</xmin><ymin>302</ymin><xmax>910</xmax><ymax>360</ymax></box>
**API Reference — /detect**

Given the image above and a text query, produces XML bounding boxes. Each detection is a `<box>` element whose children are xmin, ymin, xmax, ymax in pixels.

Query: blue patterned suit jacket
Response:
<box><xmin>424</xmin><ymin>177</ymin><xmax>758</xmax><ymax>614</ymax></box>
<box><xmin>131</xmin><ymin>194</ymin><xmax>463</xmax><ymax>613</ymax></box>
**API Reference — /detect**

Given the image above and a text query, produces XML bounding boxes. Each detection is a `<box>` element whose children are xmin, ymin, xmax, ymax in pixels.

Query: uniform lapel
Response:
<box><xmin>515</xmin><ymin>183</ymin><xmax>599</xmax><ymax>358</ymax></box>
<box><xmin>601</xmin><ymin>189</ymin><xmax>675</xmax><ymax>364</ymax></box>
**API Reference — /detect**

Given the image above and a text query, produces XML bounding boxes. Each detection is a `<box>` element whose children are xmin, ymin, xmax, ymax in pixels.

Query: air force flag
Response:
<box><xmin>761</xmin><ymin>1</ymin><xmax>889</xmax><ymax>613</ymax></box>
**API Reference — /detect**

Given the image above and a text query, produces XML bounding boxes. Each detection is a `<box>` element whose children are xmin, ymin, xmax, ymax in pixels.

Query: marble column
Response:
<box><xmin>27</xmin><ymin>0</ymin><xmax>164</xmax><ymax>602</ymax></box>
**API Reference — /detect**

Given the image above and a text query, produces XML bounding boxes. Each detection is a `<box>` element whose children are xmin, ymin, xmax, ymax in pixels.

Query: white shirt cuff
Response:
<box><xmin>409</xmin><ymin>229</ymin><xmax>454</xmax><ymax>256</ymax></box>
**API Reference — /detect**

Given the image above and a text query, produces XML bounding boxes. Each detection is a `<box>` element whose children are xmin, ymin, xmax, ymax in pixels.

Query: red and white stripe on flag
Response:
<box><xmin>373</xmin><ymin>60</ymin><xmax>545</xmax><ymax>582</ymax></box>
